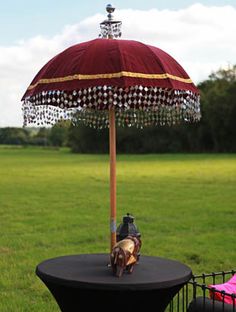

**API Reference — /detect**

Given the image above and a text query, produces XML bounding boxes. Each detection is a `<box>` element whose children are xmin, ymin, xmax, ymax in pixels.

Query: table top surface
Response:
<box><xmin>36</xmin><ymin>254</ymin><xmax>192</xmax><ymax>291</ymax></box>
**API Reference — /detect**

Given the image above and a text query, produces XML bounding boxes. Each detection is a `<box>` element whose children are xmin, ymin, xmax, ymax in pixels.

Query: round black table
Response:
<box><xmin>36</xmin><ymin>254</ymin><xmax>192</xmax><ymax>312</ymax></box>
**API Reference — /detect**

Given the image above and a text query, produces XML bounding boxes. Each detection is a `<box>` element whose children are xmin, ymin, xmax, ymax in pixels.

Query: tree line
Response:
<box><xmin>1</xmin><ymin>65</ymin><xmax>236</xmax><ymax>153</ymax></box>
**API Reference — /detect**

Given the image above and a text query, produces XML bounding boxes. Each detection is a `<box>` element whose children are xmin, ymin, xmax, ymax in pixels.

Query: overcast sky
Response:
<box><xmin>0</xmin><ymin>0</ymin><xmax>236</xmax><ymax>127</ymax></box>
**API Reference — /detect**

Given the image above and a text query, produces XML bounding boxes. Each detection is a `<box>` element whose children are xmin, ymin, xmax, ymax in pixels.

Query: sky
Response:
<box><xmin>0</xmin><ymin>0</ymin><xmax>236</xmax><ymax>127</ymax></box>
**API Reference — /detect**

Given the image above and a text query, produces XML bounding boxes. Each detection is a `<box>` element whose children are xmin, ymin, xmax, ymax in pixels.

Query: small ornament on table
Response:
<box><xmin>110</xmin><ymin>213</ymin><xmax>142</xmax><ymax>277</ymax></box>
<box><xmin>116</xmin><ymin>213</ymin><xmax>141</xmax><ymax>242</ymax></box>
<box><xmin>110</xmin><ymin>235</ymin><xmax>142</xmax><ymax>277</ymax></box>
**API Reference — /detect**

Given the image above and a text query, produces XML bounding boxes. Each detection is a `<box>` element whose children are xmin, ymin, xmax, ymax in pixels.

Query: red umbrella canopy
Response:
<box><xmin>22</xmin><ymin>38</ymin><xmax>201</xmax><ymax>128</ymax></box>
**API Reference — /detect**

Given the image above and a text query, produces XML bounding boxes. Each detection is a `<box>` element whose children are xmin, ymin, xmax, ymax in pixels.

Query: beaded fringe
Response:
<box><xmin>22</xmin><ymin>85</ymin><xmax>201</xmax><ymax>128</ymax></box>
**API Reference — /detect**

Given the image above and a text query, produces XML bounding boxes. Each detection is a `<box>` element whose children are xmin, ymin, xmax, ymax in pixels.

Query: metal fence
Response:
<box><xmin>166</xmin><ymin>270</ymin><xmax>236</xmax><ymax>312</ymax></box>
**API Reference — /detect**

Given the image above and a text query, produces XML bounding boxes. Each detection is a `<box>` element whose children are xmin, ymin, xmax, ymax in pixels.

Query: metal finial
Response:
<box><xmin>99</xmin><ymin>4</ymin><xmax>122</xmax><ymax>39</ymax></box>
<box><xmin>106</xmin><ymin>4</ymin><xmax>115</xmax><ymax>14</ymax></box>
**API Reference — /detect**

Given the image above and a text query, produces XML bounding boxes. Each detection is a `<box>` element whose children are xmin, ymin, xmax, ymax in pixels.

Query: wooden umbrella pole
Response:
<box><xmin>109</xmin><ymin>106</ymin><xmax>117</xmax><ymax>252</ymax></box>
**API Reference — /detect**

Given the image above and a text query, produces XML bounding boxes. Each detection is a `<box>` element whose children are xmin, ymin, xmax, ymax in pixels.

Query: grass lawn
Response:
<box><xmin>0</xmin><ymin>146</ymin><xmax>236</xmax><ymax>311</ymax></box>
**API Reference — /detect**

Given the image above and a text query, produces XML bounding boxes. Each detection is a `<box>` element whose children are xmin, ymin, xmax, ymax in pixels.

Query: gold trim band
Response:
<box><xmin>27</xmin><ymin>71</ymin><xmax>193</xmax><ymax>90</ymax></box>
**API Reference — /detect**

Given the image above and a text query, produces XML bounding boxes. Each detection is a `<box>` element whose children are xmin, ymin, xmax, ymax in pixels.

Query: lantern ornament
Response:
<box><xmin>99</xmin><ymin>4</ymin><xmax>122</xmax><ymax>38</ymax></box>
<box><xmin>116</xmin><ymin>213</ymin><xmax>141</xmax><ymax>242</ymax></box>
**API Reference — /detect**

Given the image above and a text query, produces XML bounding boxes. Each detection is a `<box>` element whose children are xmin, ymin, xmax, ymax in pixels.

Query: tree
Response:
<box><xmin>32</xmin><ymin>128</ymin><xmax>51</xmax><ymax>146</ymax></box>
<box><xmin>68</xmin><ymin>124</ymin><xmax>109</xmax><ymax>153</ymax></box>
<box><xmin>49</xmin><ymin>121</ymin><xmax>70</xmax><ymax>147</ymax></box>
<box><xmin>0</xmin><ymin>128</ymin><xmax>29</xmax><ymax>145</ymax></box>
<box><xmin>198</xmin><ymin>65</ymin><xmax>236</xmax><ymax>152</ymax></box>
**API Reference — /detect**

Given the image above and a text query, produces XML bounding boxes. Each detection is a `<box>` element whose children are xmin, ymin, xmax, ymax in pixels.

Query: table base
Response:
<box><xmin>42</xmin><ymin>279</ymin><xmax>183</xmax><ymax>311</ymax></box>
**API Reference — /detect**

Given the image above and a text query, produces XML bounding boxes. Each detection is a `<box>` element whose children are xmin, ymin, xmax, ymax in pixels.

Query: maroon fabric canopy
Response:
<box><xmin>22</xmin><ymin>39</ymin><xmax>200</xmax><ymax>129</ymax></box>
<box><xmin>23</xmin><ymin>38</ymin><xmax>198</xmax><ymax>98</ymax></box>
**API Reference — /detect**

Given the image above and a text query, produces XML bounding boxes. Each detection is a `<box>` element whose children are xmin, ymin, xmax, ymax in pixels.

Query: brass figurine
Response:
<box><xmin>110</xmin><ymin>235</ymin><xmax>142</xmax><ymax>277</ymax></box>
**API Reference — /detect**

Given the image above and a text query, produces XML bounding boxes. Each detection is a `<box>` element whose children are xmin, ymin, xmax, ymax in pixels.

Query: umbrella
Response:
<box><xmin>21</xmin><ymin>4</ymin><xmax>201</xmax><ymax>251</ymax></box>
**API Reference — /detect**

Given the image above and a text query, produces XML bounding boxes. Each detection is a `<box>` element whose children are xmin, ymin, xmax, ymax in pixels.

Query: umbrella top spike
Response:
<box><xmin>106</xmin><ymin>4</ymin><xmax>115</xmax><ymax>18</ymax></box>
<box><xmin>99</xmin><ymin>4</ymin><xmax>122</xmax><ymax>39</ymax></box>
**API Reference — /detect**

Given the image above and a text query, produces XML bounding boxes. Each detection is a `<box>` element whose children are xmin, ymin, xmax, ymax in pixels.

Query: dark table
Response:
<box><xmin>36</xmin><ymin>254</ymin><xmax>192</xmax><ymax>312</ymax></box>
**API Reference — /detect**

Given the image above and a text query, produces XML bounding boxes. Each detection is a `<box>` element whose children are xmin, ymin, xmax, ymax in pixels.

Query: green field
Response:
<box><xmin>0</xmin><ymin>146</ymin><xmax>236</xmax><ymax>311</ymax></box>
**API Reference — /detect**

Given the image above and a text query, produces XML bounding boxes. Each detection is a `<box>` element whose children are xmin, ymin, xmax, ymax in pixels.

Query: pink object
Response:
<box><xmin>209</xmin><ymin>274</ymin><xmax>236</xmax><ymax>304</ymax></box>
